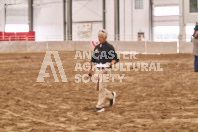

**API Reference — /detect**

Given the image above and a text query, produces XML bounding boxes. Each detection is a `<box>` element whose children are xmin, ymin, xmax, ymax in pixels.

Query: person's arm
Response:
<box><xmin>88</xmin><ymin>48</ymin><xmax>96</xmax><ymax>76</ymax></box>
<box><xmin>110</xmin><ymin>60</ymin><xmax>117</xmax><ymax>65</ymax></box>
<box><xmin>88</xmin><ymin>62</ymin><xmax>93</xmax><ymax>76</ymax></box>
<box><xmin>107</xmin><ymin>60</ymin><xmax>116</xmax><ymax>67</ymax></box>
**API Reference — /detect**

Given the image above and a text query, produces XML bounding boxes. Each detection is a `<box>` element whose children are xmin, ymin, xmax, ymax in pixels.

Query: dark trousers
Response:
<box><xmin>194</xmin><ymin>56</ymin><xmax>198</xmax><ymax>71</ymax></box>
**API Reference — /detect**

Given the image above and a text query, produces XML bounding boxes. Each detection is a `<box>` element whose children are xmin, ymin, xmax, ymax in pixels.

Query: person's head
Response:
<box><xmin>98</xmin><ymin>29</ymin><xmax>108</xmax><ymax>44</ymax></box>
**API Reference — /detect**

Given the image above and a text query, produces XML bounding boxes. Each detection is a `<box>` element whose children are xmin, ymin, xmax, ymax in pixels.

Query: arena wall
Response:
<box><xmin>179</xmin><ymin>41</ymin><xmax>193</xmax><ymax>54</ymax></box>
<box><xmin>0</xmin><ymin>41</ymin><xmax>193</xmax><ymax>54</ymax></box>
<box><xmin>0</xmin><ymin>41</ymin><xmax>10</xmax><ymax>52</ymax></box>
<box><xmin>146</xmin><ymin>42</ymin><xmax>177</xmax><ymax>54</ymax></box>
<box><xmin>116</xmin><ymin>41</ymin><xmax>146</xmax><ymax>53</ymax></box>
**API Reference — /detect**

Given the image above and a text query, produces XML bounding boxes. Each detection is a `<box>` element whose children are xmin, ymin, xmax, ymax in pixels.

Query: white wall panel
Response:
<box><xmin>179</xmin><ymin>41</ymin><xmax>193</xmax><ymax>53</ymax></box>
<box><xmin>183</xmin><ymin>0</ymin><xmax>198</xmax><ymax>24</ymax></box>
<box><xmin>33</xmin><ymin>2</ymin><xmax>63</xmax><ymax>41</ymax></box>
<box><xmin>0</xmin><ymin>0</ymin><xmax>27</xmax><ymax>31</ymax></box>
<box><xmin>105</xmin><ymin>0</ymin><xmax>114</xmax><ymax>41</ymax></box>
<box><xmin>71</xmin><ymin>0</ymin><xmax>102</xmax><ymax>41</ymax></box>
<box><xmin>132</xmin><ymin>0</ymin><xmax>150</xmax><ymax>41</ymax></box>
<box><xmin>120</xmin><ymin>0</ymin><xmax>133</xmax><ymax>41</ymax></box>
<box><xmin>0</xmin><ymin>1</ymin><xmax>5</xmax><ymax>31</ymax></box>
<box><xmin>72</xmin><ymin>0</ymin><xmax>102</xmax><ymax>22</ymax></box>
<box><xmin>34</xmin><ymin>0</ymin><xmax>62</xmax><ymax>4</ymax></box>
<box><xmin>125</xmin><ymin>0</ymin><xmax>133</xmax><ymax>41</ymax></box>
<box><xmin>153</xmin><ymin>0</ymin><xmax>178</xmax><ymax>6</ymax></box>
<box><xmin>6</xmin><ymin>4</ymin><xmax>28</xmax><ymax>24</ymax></box>
<box><xmin>154</xmin><ymin>21</ymin><xmax>179</xmax><ymax>26</ymax></box>
<box><xmin>6</xmin><ymin>16</ymin><xmax>28</xmax><ymax>24</ymax></box>
<box><xmin>154</xmin><ymin>16</ymin><xmax>179</xmax><ymax>22</ymax></box>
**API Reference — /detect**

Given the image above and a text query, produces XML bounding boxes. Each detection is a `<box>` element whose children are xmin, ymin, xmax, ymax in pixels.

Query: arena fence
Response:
<box><xmin>0</xmin><ymin>41</ymin><xmax>193</xmax><ymax>54</ymax></box>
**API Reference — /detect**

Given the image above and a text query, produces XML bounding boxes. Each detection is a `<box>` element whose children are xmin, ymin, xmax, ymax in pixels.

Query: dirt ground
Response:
<box><xmin>0</xmin><ymin>51</ymin><xmax>198</xmax><ymax>132</ymax></box>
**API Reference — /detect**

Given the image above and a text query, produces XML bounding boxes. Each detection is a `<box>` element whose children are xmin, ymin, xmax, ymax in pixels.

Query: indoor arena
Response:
<box><xmin>0</xmin><ymin>0</ymin><xmax>198</xmax><ymax>131</ymax></box>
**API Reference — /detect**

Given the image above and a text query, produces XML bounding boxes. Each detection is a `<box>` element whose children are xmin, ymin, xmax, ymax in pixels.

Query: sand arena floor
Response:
<box><xmin>0</xmin><ymin>51</ymin><xmax>198</xmax><ymax>132</ymax></box>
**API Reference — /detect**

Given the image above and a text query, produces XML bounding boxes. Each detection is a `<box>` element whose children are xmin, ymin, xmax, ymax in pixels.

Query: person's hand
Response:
<box><xmin>88</xmin><ymin>69</ymin><xmax>92</xmax><ymax>77</ymax></box>
<box><xmin>106</xmin><ymin>63</ymin><xmax>112</xmax><ymax>68</ymax></box>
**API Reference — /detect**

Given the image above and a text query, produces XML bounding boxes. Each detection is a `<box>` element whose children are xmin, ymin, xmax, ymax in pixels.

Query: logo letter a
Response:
<box><xmin>37</xmin><ymin>51</ymin><xmax>68</xmax><ymax>82</ymax></box>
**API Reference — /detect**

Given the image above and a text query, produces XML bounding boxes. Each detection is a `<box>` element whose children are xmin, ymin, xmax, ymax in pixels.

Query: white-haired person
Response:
<box><xmin>88</xmin><ymin>29</ymin><xmax>119</xmax><ymax>112</ymax></box>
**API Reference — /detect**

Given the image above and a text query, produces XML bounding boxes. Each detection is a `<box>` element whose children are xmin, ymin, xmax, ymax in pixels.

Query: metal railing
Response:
<box><xmin>0</xmin><ymin>34</ymin><xmax>193</xmax><ymax>42</ymax></box>
<box><xmin>0</xmin><ymin>35</ymin><xmax>35</xmax><ymax>41</ymax></box>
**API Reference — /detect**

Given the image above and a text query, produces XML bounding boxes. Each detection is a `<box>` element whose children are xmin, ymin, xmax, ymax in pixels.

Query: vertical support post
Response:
<box><xmin>63</xmin><ymin>0</ymin><xmax>66</xmax><ymax>40</ymax></box>
<box><xmin>149</xmin><ymin>0</ymin><xmax>153</xmax><ymax>41</ymax></box>
<box><xmin>102</xmin><ymin>0</ymin><xmax>106</xmax><ymax>29</ymax></box>
<box><xmin>28</xmin><ymin>0</ymin><xmax>33</xmax><ymax>31</ymax></box>
<box><xmin>123</xmin><ymin>0</ymin><xmax>125</xmax><ymax>41</ymax></box>
<box><xmin>179</xmin><ymin>0</ymin><xmax>186</xmax><ymax>42</ymax></box>
<box><xmin>67</xmin><ymin>0</ymin><xmax>72</xmax><ymax>40</ymax></box>
<box><xmin>131</xmin><ymin>0</ymin><xmax>134</xmax><ymax>41</ymax></box>
<box><xmin>114</xmin><ymin>0</ymin><xmax>120</xmax><ymax>41</ymax></box>
<box><xmin>4</xmin><ymin>4</ymin><xmax>7</xmax><ymax>31</ymax></box>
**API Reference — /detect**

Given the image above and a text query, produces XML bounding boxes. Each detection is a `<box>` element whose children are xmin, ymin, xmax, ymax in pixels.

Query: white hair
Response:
<box><xmin>98</xmin><ymin>29</ymin><xmax>108</xmax><ymax>37</ymax></box>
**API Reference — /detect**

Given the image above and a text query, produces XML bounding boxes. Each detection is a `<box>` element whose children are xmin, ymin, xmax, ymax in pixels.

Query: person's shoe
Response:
<box><xmin>110</xmin><ymin>92</ymin><xmax>116</xmax><ymax>106</ymax></box>
<box><xmin>96</xmin><ymin>108</ymin><xmax>105</xmax><ymax>112</ymax></box>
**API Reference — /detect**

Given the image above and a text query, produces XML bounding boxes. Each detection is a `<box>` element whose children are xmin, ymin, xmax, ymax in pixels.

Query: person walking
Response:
<box><xmin>88</xmin><ymin>29</ymin><xmax>119</xmax><ymax>112</ymax></box>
